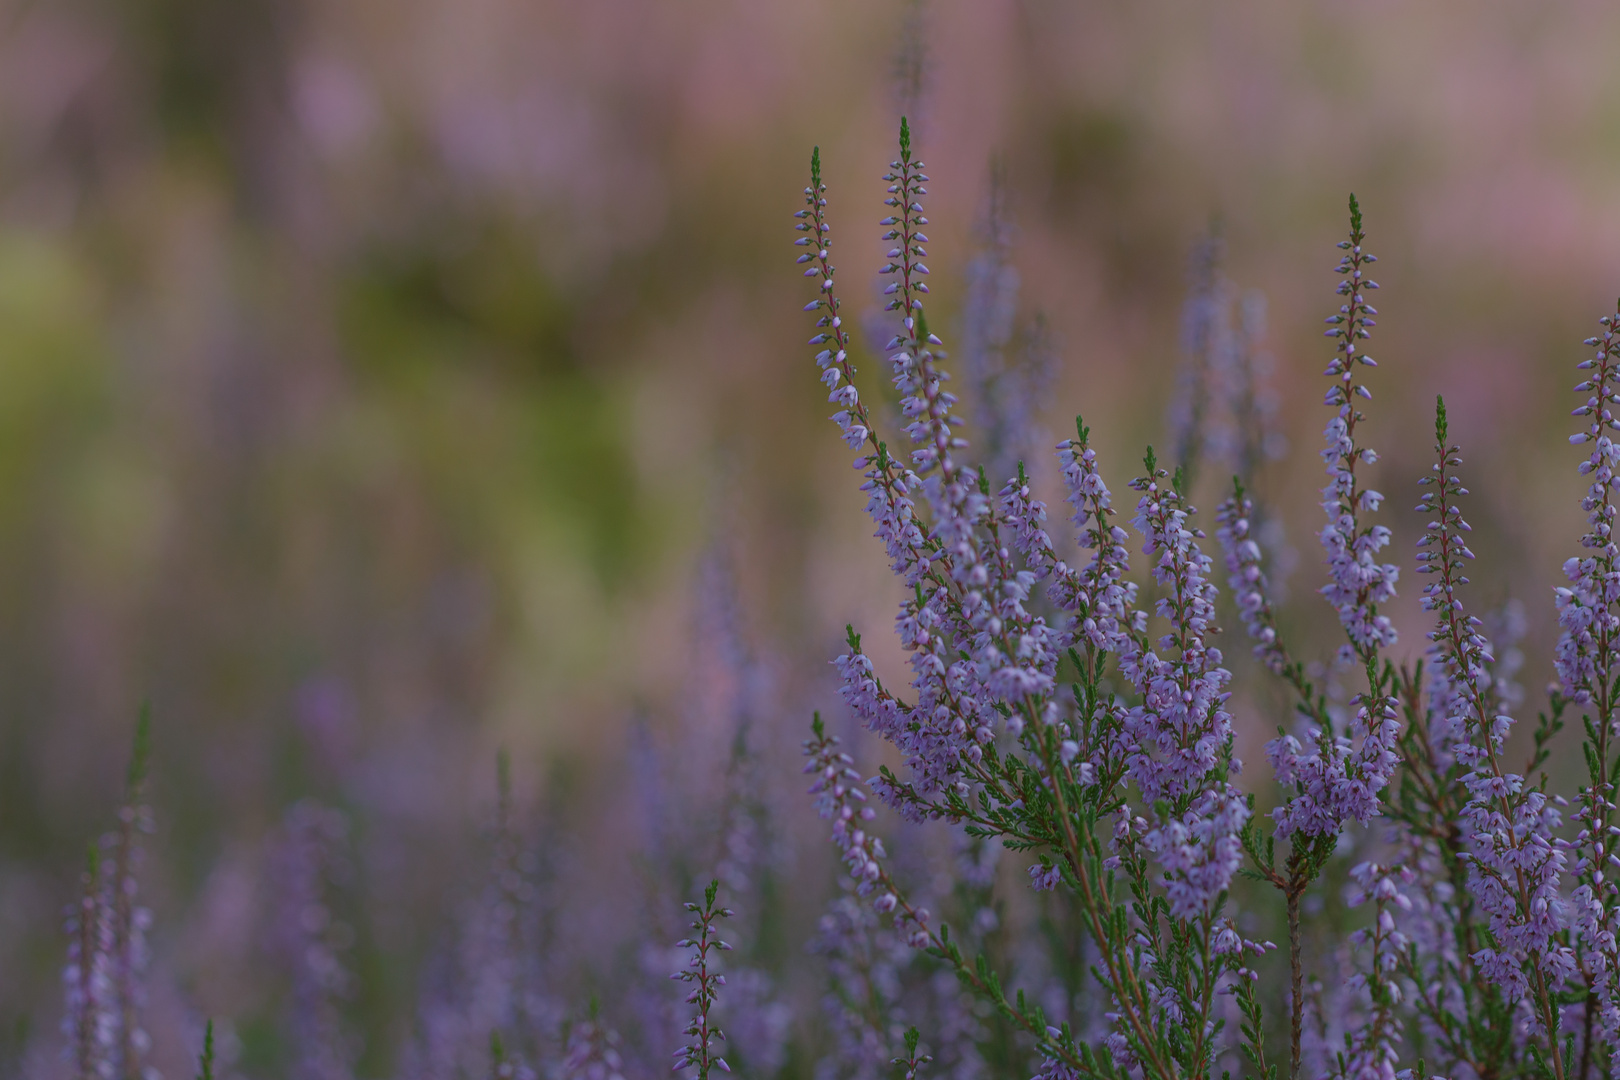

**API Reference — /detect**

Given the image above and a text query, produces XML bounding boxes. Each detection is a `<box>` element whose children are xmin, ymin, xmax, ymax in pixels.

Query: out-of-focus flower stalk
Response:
<box><xmin>62</xmin><ymin>710</ymin><xmax>156</xmax><ymax>1080</ymax></box>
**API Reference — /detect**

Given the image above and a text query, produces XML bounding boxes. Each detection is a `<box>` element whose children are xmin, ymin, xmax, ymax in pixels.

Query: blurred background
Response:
<box><xmin>4</xmin><ymin>0</ymin><xmax>1620</xmax><ymax>1074</ymax></box>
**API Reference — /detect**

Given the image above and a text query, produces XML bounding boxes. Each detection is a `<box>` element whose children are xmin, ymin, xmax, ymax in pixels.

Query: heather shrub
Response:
<box><xmin>790</xmin><ymin>116</ymin><xmax>1620</xmax><ymax>1080</ymax></box>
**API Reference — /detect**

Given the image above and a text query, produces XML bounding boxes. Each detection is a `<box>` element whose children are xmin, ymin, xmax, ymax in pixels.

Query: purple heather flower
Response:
<box><xmin>63</xmin><ymin>713</ymin><xmax>156</xmax><ymax>1080</ymax></box>
<box><xmin>1213</xmin><ymin>485</ymin><xmax>1288</xmax><ymax>676</ymax></box>
<box><xmin>1139</xmin><ymin>786</ymin><xmax>1248</xmax><ymax>919</ymax></box>
<box><xmin>404</xmin><ymin>754</ymin><xmax>555</xmax><ymax>1080</ymax></box>
<box><xmin>671</xmin><ymin>881</ymin><xmax>732</xmax><ymax>1080</ymax></box>
<box><xmin>272</xmin><ymin>800</ymin><xmax>357</xmax><ymax>1080</ymax></box>
<box><xmin>1264</xmin><ymin>199</ymin><xmax>1402</xmax><ymax>840</ymax></box>
<box><xmin>1554</xmin><ymin>314</ymin><xmax>1620</xmax><ymax>705</ymax></box>
<box><xmin>1264</xmin><ymin>694</ymin><xmax>1399</xmax><ymax>839</ymax></box>
<box><xmin>1557</xmin><ymin>310</ymin><xmax>1620</xmax><ymax>1057</ymax></box>
<box><xmin>1167</xmin><ymin>233</ymin><xmax>1281</xmax><ymax>490</ymax></box>
<box><xmin>1051</xmin><ymin>429</ymin><xmax>1139</xmax><ymax>655</ymax></box>
<box><xmin>1341</xmin><ymin>863</ymin><xmax>1410</xmax><ymax>1080</ymax></box>
<box><xmin>1116</xmin><ymin>461</ymin><xmax>1234</xmax><ymax>807</ymax></box>
<box><xmin>807</xmin><ymin>131</ymin><xmax>1072</xmax><ymax>832</ymax></box>
<box><xmin>1028</xmin><ymin>862</ymin><xmax>1063</xmax><ymax>893</ymax></box>
<box><xmin>808</xmin><ymin>892</ymin><xmax>906</xmax><ymax>1080</ymax></box>
<box><xmin>1033</xmin><ymin>1054</ymin><xmax>1084</xmax><ymax>1080</ymax></box>
<box><xmin>713</xmin><ymin>968</ymin><xmax>790</xmax><ymax>1078</ymax></box>
<box><xmin>960</xmin><ymin>166</ymin><xmax>1055</xmax><ymax>489</ymax></box>
<box><xmin>1167</xmin><ymin>230</ymin><xmax>1229</xmax><ymax>482</ymax></box>
<box><xmin>63</xmin><ymin>852</ymin><xmax>116</xmax><ymax>1080</ymax></box>
<box><xmin>961</xmin><ymin>171</ymin><xmax>1019</xmax><ymax>431</ymax></box>
<box><xmin>1223</xmin><ymin>290</ymin><xmax>1287</xmax><ymax>484</ymax></box>
<box><xmin>1419</xmin><ymin>398</ymin><xmax>1573</xmax><ymax>1019</ymax></box>
<box><xmin>1316</xmin><ymin>202</ymin><xmax>1397</xmax><ymax>657</ymax></box>
<box><xmin>561</xmin><ymin>1018</ymin><xmax>627</xmax><ymax>1080</ymax></box>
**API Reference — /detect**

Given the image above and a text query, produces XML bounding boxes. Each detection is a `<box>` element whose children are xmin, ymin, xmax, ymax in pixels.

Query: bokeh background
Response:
<box><xmin>4</xmin><ymin>0</ymin><xmax>1620</xmax><ymax>1074</ymax></box>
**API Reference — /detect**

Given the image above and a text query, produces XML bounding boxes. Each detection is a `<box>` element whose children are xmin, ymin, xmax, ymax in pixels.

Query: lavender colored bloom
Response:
<box><xmin>1554</xmin><ymin>313</ymin><xmax>1620</xmax><ymax>704</ymax></box>
<box><xmin>1264</xmin><ymin>199</ymin><xmax>1402</xmax><ymax>840</ymax></box>
<box><xmin>1028</xmin><ymin>862</ymin><xmax>1062</xmax><ymax>893</ymax></box>
<box><xmin>1213</xmin><ymin>485</ymin><xmax>1288</xmax><ymax>676</ymax></box>
<box><xmin>1166</xmin><ymin>230</ymin><xmax>1229</xmax><ymax>484</ymax></box>
<box><xmin>1139</xmin><ymin>786</ymin><xmax>1248</xmax><ymax>920</ymax></box>
<box><xmin>561</xmin><ymin>1018</ymin><xmax>626</xmax><ymax>1080</ymax></box>
<box><xmin>1051</xmin><ymin>427</ymin><xmax>1139</xmax><ymax>655</ymax></box>
<box><xmin>713</xmin><ymin>968</ymin><xmax>790</xmax><ymax>1078</ymax></box>
<box><xmin>1316</xmin><ymin>201</ymin><xmax>1397</xmax><ymax>656</ymax></box>
<box><xmin>63</xmin><ymin>713</ymin><xmax>157</xmax><ymax>1080</ymax></box>
<box><xmin>1223</xmin><ymin>291</ymin><xmax>1287</xmax><ymax>485</ymax></box>
<box><xmin>1166</xmin><ymin>232</ymin><xmax>1282</xmax><ymax>491</ymax></box>
<box><xmin>806</xmin><ymin>131</ymin><xmax>1076</xmax><ymax>837</ymax></box>
<box><xmin>804</xmin><ymin>719</ymin><xmax>905</xmax><ymax>923</ymax></box>
<box><xmin>671</xmin><ymin>881</ymin><xmax>732</xmax><ymax>1079</ymax></box>
<box><xmin>1116</xmin><ymin>457</ymin><xmax>1234</xmax><ymax>807</ymax></box>
<box><xmin>63</xmin><ymin>852</ymin><xmax>116</xmax><ymax>1080</ymax></box>
<box><xmin>798</xmin><ymin>128</ymin><xmax>1276</xmax><ymax>1079</ymax></box>
<box><xmin>1340</xmin><ymin>863</ymin><xmax>1410</xmax><ymax>1080</ymax></box>
<box><xmin>1418</xmin><ymin>398</ymin><xmax>1573</xmax><ymax>1027</ymax></box>
<box><xmin>1032</xmin><ymin>1052</ymin><xmax>1084</xmax><ymax>1080</ymax></box>
<box><xmin>960</xmin><ymin>165</ymin><xmax>1054</xmax><ymax>488</ymax></box>
<box><xmin>1557</xmin><ymin>310</ymin><xmax>1620</xmax><ymax>1058</ymax></box>
<box><xmin>272</xmin><ymin>800</ymin><xmax>357</xmax><ymax>1080</ymax></box>
<box><xmin>1264</xmin><ymin>696</ymin><xmax>1399</xmax><ymax>839</ymax></box>
<box><xmin>808</xmin><ymin>892</ymin><xmax>905</xmax><ymax>1080</ymax></box>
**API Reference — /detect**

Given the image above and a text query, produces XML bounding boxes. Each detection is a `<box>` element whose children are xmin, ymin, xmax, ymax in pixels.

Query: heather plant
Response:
<box><xmin>791</xmin><ymin>116</ymin><xmax>1620</xmax><ymax>1080</ymax></box>
<box><xmin>797</xmin><ymin>118</ymin><xmax>1272</xmax><ymax>1078</ymax></box>
<box><xmin>672</xmin><ymin>881</ymin><xmax>733</xmax><ymax>1080</ymax></box>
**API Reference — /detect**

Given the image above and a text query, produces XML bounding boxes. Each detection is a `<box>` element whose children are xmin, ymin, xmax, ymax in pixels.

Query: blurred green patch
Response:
<box><xmin>1047</xmin><ymin>107</ymin><xmax>1135</xmax><ymax>208</ymax></box>
<box><xmin>1043</xmin><ymin>107</ymin><xmax>1178</xmax><ymax>297</ymax></box>
<box><xmin>0</xmin><ymin>235</ymin><xmax>108</xmax><ymax>518</ymax></box>
<box><xmin>0</xmin><ymin>233</ymin><xmax>110</xmax><ymax>853</ymax></box>
<box><xmin>336</xmin><ymin>223</ymin><xmax>643</xmax><ymax>592</ymax></box>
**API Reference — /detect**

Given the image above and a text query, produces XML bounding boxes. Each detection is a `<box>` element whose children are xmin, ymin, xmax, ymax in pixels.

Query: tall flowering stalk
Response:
<box><xmin>809</xmin><ymin>886</ymin><xmax>913</xmax><ymax>1080</ymax></box>
<box><xmin>1213</xmin><ymin>197</ymin><xmax>1405</xmax><ymax>1078</ymax></box>
<box><xmin>1167</xmin><ymin>232</ymin><xmax>1281</xmax><ymax>493</ymax></box>
<box><xmin>63</xmin><ymin>710</ymin><xmax>157</xmax><ymax>1080</ymax></box>
<box><xmin>1338</xmin><ymin>863</ymin><xmax>1411</xmax><ymax>1079</ymax></box>
<box><xmin>1562</xmin><ymin>306</ymin><xmax>1620</xmax><ymax>1067</ymax></box>
<box><xmin>272</xmin><ymin>800</ymin><xmax>356</xmax><ymax>1080</ymax></box>
<box><xmin>1417</xmin><ymin>396</ymin><xmax>1572</xmax><ymax>1073</ymax></box>
<box><xmin>961</xmin><ymin>162</ymin><xmax>1053</xmax><ymax>487</ymax></box>
<box><xmin>1263</xmin><ymin>196</ymin><xmax>1401</xmax><ymax>843</ymax></box>
<box><xmin>1167</xmin><ymin>230</ymin><xmax>1227</xmax><ymax>489</ymax></box>
<box><xmin>672</xmin><ymin>881</ymin><xmax>732</xmax><ymax>1079</ymax></box>
<box><xmin>65</xmin><ymin>846</ymin><xmax>114</xmax><ymax>1080</ymax></box>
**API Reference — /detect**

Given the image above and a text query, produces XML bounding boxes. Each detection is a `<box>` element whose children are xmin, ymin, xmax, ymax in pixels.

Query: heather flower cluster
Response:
<box><xmin>796</xmin><ymin>122</ymin><xmax>1279</xmax><ymax>1079</ymax></box>
<box><xmin>791</xmin><ymin>118</ymin><xmax>1620</xmax><ymax>1080</ymax></box>
<box><xmin>1256</xmin><ymin>203</ymin><xmax>1401</xmax><ymax>846</ymax></box>
<box><xmin>64</xmin><ymin>711</ymin><xmax>156</xmax><ymax>1080</ymax></box>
